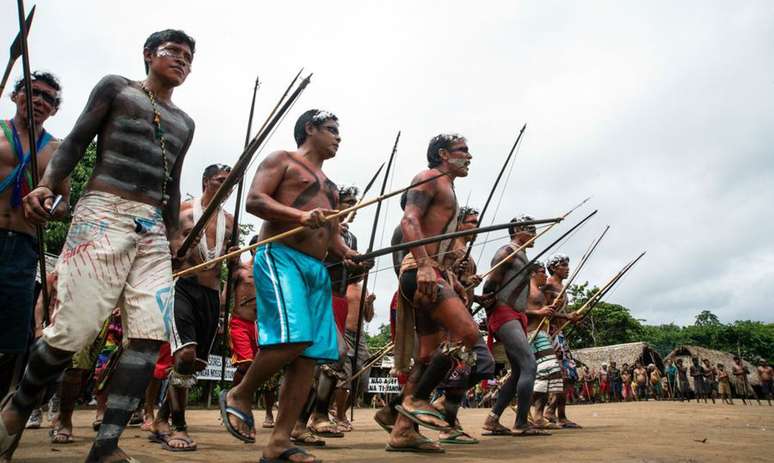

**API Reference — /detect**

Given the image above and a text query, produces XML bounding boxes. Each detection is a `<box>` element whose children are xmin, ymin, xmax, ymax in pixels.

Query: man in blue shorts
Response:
<box><xmin>219</xmin><ymin>109</ymin><xmax>365</xmax><ymax>463</ymax></box>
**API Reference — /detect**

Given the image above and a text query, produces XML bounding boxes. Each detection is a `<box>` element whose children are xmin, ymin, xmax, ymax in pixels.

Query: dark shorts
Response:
<box><xmin>169</xmin><ymin>277</ymin><xmax>220</xmax><ymax>366</ymax></box>
<box><xmin>399</xmin><ymin>267</ymin><xmax>455</xmax><ymax>336</ymax></box>
<box><xmin>761</xmin><ymin>380</ymin><xmax>773</xmax><ymax>396</ymax></box>
<box><xmin>0</xmin><ymin>229</ymin><xmax>37</xmax><ymax>353</ymax></box>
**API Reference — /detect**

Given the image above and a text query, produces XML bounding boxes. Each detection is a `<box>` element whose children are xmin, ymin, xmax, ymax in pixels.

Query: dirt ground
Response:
<box><xmin>10</xmin><ymin>401</ymin><xmax>774</xmax><ymax>463</ymax></box>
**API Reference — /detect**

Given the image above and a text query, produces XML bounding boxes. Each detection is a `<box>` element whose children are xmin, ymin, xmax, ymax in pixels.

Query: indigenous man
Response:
<box><xmin>608</xmin><ymin>361</ymin><xmax>622</xmax><ymax>402</ymax></box>
<box><xmin>388</xmin><ymin>133</ymin><xmax>494</xmax><ymax>453</ymax></box>
<box><xmin>432</xmin><ymin>206</ymin><xmax>483</xmax><ymax>444</ymax></box>
<box><xmin>599</xmin><ymin>364</ymin><xmax>610</xmax><ymax>402</ymax></box>
<box><xmin>2</xmin><ymin>30</ymin><xmax>196</xmax><ymax>462</ymax></box>
<box><xmin>219</xmin><ymin>109</ymin><xmax>362</xmax><ymax>463</ymax></box>
<box><xmin>633</xmin><ymin>362</ymin><xmax>648</xmax><ymax>401</ymax></box>
<box><xmin>0</xmin><ymin>72</ymin><xmax>66</xmax><ymax>392</ymax></box>
<box><xmin>664</xmin><ymin>359</ymin><xmax>677</xmax><ymax>399</ymax></box>
<box><xmin>757</xmin><ymin>359</ymin><xmax>772</xmax><ymax>406</ymax></box>
<box><xmin>675</xmin><ymin>359</ymin><xmax>690</xmax><ymax>401</ymax></box>
<box><xmin>690</xmin><ymin>357</ymin><xmax>706</xmax><ymax>403</ymax></box>
<box><xmin>716</xmin><ymin>364</ymin><xmax>733</xmax><ymax>405</ymax></box>
<box><xmin>481</xmin><ymin>218</ymin><xmax>547</xmax><ymax>436</ymax></box>
<box><xmin>701</xmin><ymin>358</ymin><xmax>716</xmax><ymax>404</ymax></box>
<box><xmin>150</xmin><ymin>164</ymin><xmax>235</xmax><ymax>452</ymax></box>
<box><xmin>542</xmin><ymin>254</ymin><xmax>581</xmax><ymax>428</ymax></box>
<box><xmin>732</xmin><ymin>356</ymin><xmax>758</xmax><ymax>405</ymax></box>
<box><xmin>230</xmin><ymin>235</ymin><xmax>279</xmax><ymax>429</ymax></box>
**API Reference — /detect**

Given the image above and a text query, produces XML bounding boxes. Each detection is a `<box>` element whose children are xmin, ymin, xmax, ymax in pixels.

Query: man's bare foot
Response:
<box><xmin>388</xmin><ymin>427</ymin><xmax>444</xmax><ymax>453</ymax></box>
<box><xmin>163</xmin><ymin>429</ymin><xmax>197</xmax><ymax>451</ymax></box>
<box><xmin>92</xmin><ymin>447</ymin><xmax>135</xmax><ymax>463</ymax></box>
<box><xmin>397</xmin><ymin>396</ymin><xmax>450</xmax><ymax>430</ymax></box>
<box><xmin>374</xmin><ymin>405</ymin><xmax>396</xmax><ymax>433</ymax></box>
<box><xmin>224</xmin><ymin>389</ymin><xmax>256</xmax><ymax>441</ymax></box>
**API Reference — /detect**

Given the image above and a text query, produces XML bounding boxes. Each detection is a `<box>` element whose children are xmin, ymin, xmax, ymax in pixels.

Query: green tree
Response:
<box><xmin>44</xmin><ymin>142</ymin><xmax>97</xmax><ymax>254</ymax></box>
<box><xmin>694</xmin><ymin>310</ymin><xmax>721</xmax><ymax>327</ymax></box>
<box><xmin>365</xmin><ymin>323</ymin><xmax>391</xmax><ymax>352</ymax></box>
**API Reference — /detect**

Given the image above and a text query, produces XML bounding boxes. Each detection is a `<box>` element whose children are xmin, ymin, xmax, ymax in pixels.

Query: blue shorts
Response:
<box><xmin>253</xmin><ymin>243</ymin><xmax>338</xmax><ymax>363</ymax></box>
<box><xmin>0</xmin><ymin>230</ymin><xmax>37</xmax><ymax>353</ymax></box>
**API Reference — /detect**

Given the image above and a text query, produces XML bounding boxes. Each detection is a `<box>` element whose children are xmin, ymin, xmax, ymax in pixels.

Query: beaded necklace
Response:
<box><xmin>140</xmin><ymin>81</ymin><xmax>169</xmax><ymax>207</ymax></box>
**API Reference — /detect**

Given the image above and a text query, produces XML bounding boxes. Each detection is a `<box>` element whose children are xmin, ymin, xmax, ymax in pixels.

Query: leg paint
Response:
<box><xmin>413</xmin><ymin>354</ymin><xmax>453</xmax><ymax>402</ymax></box>
<box><xmin>86</xmin><ymin>339</ymin><xmax>161</xmax><ymax>462</ymax></box>
<box><xmin>11</xmin><ymin>340</ymin><xmax>72</xmax><ymax>417</ymax></box>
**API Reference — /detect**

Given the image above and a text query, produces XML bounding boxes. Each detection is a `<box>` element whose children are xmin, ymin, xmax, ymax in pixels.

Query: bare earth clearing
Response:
<box><xmin>12</xmin><ymin>401</ymin><xmax>773</xmax><ymax>463</ymax></box>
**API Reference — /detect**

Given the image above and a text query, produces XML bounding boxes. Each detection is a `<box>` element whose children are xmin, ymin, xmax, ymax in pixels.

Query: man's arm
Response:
<box><xmin>164</xmin><ymin>120</ymin><xmax>194</xmax><ymax>239</ymax></box>
<box><xmin>24</xmin><ymin>76</ymin><xmax>126</xmax><ymax>221</ymax></box>
<box><xmin>400</xmin><ymin>171</ymin><xmax>441</xmax><ymax>304</ymax></box>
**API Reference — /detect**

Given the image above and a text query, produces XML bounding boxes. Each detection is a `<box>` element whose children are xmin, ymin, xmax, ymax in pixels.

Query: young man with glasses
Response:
<box><xmin>2</xmin><ymin>29</ymin><xmax>196</xmax><ymax>462</ymax></box>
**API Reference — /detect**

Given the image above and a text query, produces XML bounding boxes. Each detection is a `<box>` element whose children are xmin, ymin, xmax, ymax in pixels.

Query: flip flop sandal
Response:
<box><xmin>439</xmin><ymin>429</ymin><xmax>479</xmax><ymax>444</ymax></box>
<box><xmin>560</xmin><ymin>421</ymin><xmax>582</xmax><ymax>429</ymax></box>
<box><xmin>290</xmin><ymin>431</ymin><xmax>325</xmax><ymax>447</ymax></box>
<box><xmin>481</xmin><ymin>422</ymin><xmax>513</xmax><ymax>436</ymax></box>
<box><xmin>0</xmin><ymin>393</ymin><xmax>23</xmax><ymax>460</ymax></box>
<box><xmin>49</xmin><ymin>428</ymin><xmax>75</xmax><ymax>444</ymax></box>
<box><xmin>386</xmin><ymin>435</ymin><xmax>445</xmax><ymax>453</ymax></box>
<box><xmin>310</xmin><ymin>421</ymin><xmax>344</xmax><ymax>438</ymax></box>
<box><xmin>512</xmin><ymin>427</ymin><xmax>552</xmax><ymax>437</ymax></box>
<box><xmin>335</xmin><ymin>420</ymin><xmax>353</xmax><ymax>432</ymax></box>
<box><xmin>395</xmin><ymin>405</ymin><xmax>451</xmax><ymax>432</ymax></box>
<box><xmin>148</xmin><ymin>431</ymin><xmax>170</xmax><ymax>444</ymax></box>
<box><xmin>218</xmin><ymin>389</ymin><xmax>256</xmax><ymax>443</ymax></box>
<box><xmin>259</xmin><ymin>446</ymin><xmax>322</xmax><ymax>462</ymax></box>
<box><xmin>162</xmin><ymin>435</ymin><xmax>197</xmax><ymax>452</ymax></box>
<box><xmin>262</xmin><ymin>417</ymin><xmax>275</xmax><ymax>429</ymax></box>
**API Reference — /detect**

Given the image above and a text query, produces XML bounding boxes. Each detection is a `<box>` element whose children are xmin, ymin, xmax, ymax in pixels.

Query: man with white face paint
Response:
<box><xmin>3</xmin><ymin>29</ymin><xmax>196</xmax><ymax>462</ymax></box>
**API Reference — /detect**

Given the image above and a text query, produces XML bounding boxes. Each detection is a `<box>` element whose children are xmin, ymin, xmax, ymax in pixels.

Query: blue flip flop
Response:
<box><xmin>218</xmin><ymin>389</ymin><xmax>255</xmax><ymax>443</ymax></box>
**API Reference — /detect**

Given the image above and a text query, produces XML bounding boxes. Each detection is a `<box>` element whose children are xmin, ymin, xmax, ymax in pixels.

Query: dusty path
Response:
<box><xmin>11</xmin><ymin>401</ymin><xmax>773</xmax><ymax>462</ymax></box>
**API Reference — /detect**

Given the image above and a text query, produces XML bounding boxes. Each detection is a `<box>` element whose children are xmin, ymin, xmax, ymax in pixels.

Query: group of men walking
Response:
<box><xmin>0</xmin><ymin>25</ymin><xmax>719</xmax><ymax>463</ymax></box>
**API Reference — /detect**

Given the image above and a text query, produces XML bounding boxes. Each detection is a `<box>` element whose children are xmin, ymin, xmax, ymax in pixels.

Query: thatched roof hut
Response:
<box><xmin>665</xmin><ymin>345</ymin><xmax>759</xmax><ymax>386</ymax></box>
<box><xmin>573</xmin><ymin>342</ymin><xmax>664</xmax><ymax>373</ymax></box>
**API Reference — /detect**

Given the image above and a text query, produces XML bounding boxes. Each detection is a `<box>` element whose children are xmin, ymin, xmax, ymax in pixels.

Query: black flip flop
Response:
<box><xmin>218</xmin><ymin>389</ymin><xmax>255</xmax><ymax>444</ymax></box>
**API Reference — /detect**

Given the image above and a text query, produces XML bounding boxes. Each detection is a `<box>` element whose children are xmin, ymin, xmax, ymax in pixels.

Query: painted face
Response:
<box><xmin>515</xmin><ymin>229</ymin><xmax>536</xmax><ymax>248</ymax></box>
<box><xmin>148</xmin><ymin>41</ymin><xmax>193</xmax><ymax>85</ymax></box>
<box><xmin>443</xmin><ymin>139</ymin><xmax>472</xmax><ymax>177</ymax></box>
<box><xmin>309</xmin><ymin>119</ymin><xmax>340</xmax><ymax>158</ymax></box>
<box><xmin>12</xmin><ymin>80</ymin><xmax>59</xmax><ymax>126</ymax></box>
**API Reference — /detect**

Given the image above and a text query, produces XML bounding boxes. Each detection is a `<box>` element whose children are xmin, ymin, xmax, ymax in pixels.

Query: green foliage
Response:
<box><xmin>365</xmin><ymin>323</ymin><xmax>391</xmax><ymax>352</ymax></box>
<box><xmin>44</xmin><ymin>142</ymin><xmax>97</xmax><ymax>254</ymax></box>
<box><xmin>565</xmin><ymin>283</ymin><xmax>774</xmax><ymax>363</ymax></box>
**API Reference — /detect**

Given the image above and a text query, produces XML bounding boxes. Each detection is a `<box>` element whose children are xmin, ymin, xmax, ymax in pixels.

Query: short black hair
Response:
<box><xmin>508</xmin><ymin>214</ymin><xmax>536</xmax><ymax>238</ymax></box>
<box><xmin>202</xmin><ymin>164</ymin><xmax>231</xmax><ymax>191</ymax></box>
<box><xmin>143</xmin><ymin>29</ymin><xmax>196</xmax><ymax>74</ymax></box>
<box><xmin>294</xmin><ymin>109</ymin><xmax>338</xmax><ymax>147</ymax></box>
<box><xmin>426</xmin><ymin>133</ymin><xmax>465</xmax><ymax>168</ymax></box>
<box><xmin>338</xmin><ymin>185</ymin><xmax>359</xmax><ymax>203</ymax></box>
<box><xmin>13</xmin><ymin>71</ymin><xmax>62</xmax><ymax>107</ymax></box>
<box><xmin>457</xmin><ymin>206</ymin><xmax>479</xmax><ymax>224</ymax></box>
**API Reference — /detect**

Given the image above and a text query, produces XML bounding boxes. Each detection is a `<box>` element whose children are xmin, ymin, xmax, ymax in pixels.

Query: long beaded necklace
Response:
<box><xmin>140</xmin><ymin>81</ymin><xmax>169</xmax><ymax>207</ymax></box>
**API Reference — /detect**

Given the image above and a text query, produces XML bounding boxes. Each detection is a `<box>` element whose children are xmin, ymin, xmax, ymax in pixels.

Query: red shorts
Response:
<box><xmin>230</xmin><ymin>315</ymin><xmax>258</xmax><ymax>365</ymax></box>
<box><xmin>486</xmin><ymin>304</ymin><xmax>528</xmax><ymax>352</ymax></box>
<box><xmin>153</xmin><ymin>342</ymin><xmax>173</xmax><ymax>380</ymax></box>
<box><xmin>332</xmin><ymin>294</ymin><xmax>348</xmax><ymax>335</ymax></box>
<box><xmin>600</xmin><ymin>381</ymin><xmax>609</xmax><ymax>393</ymax></box>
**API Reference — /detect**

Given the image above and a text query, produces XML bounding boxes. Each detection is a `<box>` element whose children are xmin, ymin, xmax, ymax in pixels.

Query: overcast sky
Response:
<box><xmin>2</xmin><ymin>1</ymin><xmax>772</xmax><ymax>333</ymax></box>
